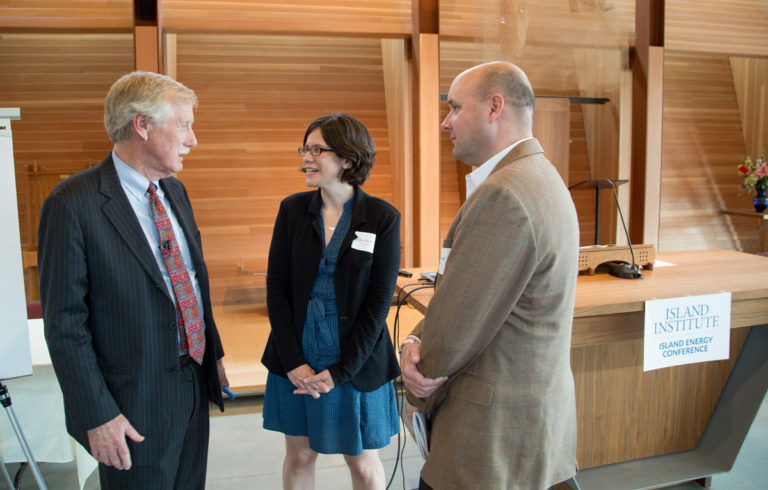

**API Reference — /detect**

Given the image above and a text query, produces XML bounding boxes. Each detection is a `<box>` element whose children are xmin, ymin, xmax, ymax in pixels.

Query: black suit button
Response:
<box><xmin>170</xmin><ymin>367</ymin><xmax>179</xmax><ymax>373</ymax></box>
<box><xmin>339</xmin><ymin>316</ymin><xmax>348</xmax><ymax>322</ymax></box>
<box><xmin>168</xmin><ymin>322</ymin><xmax>176</xmax><ymax>330</ymax></box>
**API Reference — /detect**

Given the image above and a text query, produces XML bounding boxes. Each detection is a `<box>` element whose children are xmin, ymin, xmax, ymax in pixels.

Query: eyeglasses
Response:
<box><xmin>298</xmin><ymin>145</ymin><xmax>334</xmax><ymax>157</ymax></box>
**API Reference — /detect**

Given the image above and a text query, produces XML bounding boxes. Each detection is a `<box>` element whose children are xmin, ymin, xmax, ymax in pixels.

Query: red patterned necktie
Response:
<box><xmin>147</xmin><ymin>183</ymin><xmax>205</xmax><ymax>364</ymax></box>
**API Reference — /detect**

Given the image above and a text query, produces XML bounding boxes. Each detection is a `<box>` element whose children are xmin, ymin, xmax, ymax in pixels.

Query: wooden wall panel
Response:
<box><xmin>161</xmin><ymin>0</ymin><xmax>412</xmax><ymax>37</ymax></box>
<box><xmin>666</xmin><ymin>0</ymin><xmax>768</xmax><ymax>57</ymax></box>
<box><xmin>0</xmin><ymin>33</ymin><xmax>134</xmax><ymax>251</ymax></box>
<box><xmin>0</xmin><ymin>0</ymin><xmax>133</xmax><ymax>29</ymax></box>
<box><xmin>573</xmin><ymin>327</ymin><xmax>749</xmax><ymax>468</ymax></box>
<box><xmin>568</xmin><ymin>104</ymin><xmax>598</xmax><ymax>247</ymax></box>
<box><xmin>172</xmin><ymin>34</ymin><xmax>393</xmax><ymax>303</ymax></box>
<box><xmin>659</xmin><ymin>52</ymin><xmax>756</xmax><ymax>252</ymax></box>
<box><xmin>440</xmin><ymin>0</ymin><xmax>635</xmax><ymax>49</ymax></box>
<box><xmin>731</xmin><ymin>56</ymin><xmax>768</xmax><ymax>159</ymax></box>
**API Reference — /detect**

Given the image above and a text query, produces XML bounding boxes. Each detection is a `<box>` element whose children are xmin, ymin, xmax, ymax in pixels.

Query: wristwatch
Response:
<box><xmin>399</xmin><ymin>335</ymin><xmax>421</xmax><ymax>354</ymax></box>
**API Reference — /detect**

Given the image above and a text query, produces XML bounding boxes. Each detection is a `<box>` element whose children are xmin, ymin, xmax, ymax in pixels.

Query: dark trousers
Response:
<box><xmin>99</xmin><ymin>360</ymin><xmax>210</xmax><ymax>490</ymax></box>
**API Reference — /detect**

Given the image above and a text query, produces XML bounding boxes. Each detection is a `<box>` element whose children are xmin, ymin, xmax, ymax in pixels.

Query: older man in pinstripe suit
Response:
<box><xmin>38</xmin><ymin>72</ymin><xmax>228</xmax><ymax>490</ymax></box>
<box><xmin>400</xmin><ymin>62</ymin><xmax>580</xmax><ymax>489</ymax></box>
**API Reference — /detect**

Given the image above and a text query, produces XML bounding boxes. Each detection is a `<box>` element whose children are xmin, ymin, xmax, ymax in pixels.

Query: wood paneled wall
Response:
<box><xmin>0</xmin><ymin>0</ymin><xmax>132</xmax><ymax>29</ymax></box>
<box><xmin>172</xmin><ymin>34</ymin><xmax>393</xmax><ymax>303</ymax></box>
<box><xmin>659</xmin><ymin>52</ymin><xmax>755</xmax><ymax>252</ymax></box>
<box><xmin>440</xmin><ymin>0</ymin><xmax>635</xmax><ymax>48</ymax></box>
<box><xmin>0</xmin><ymin>33</ymin><xmax>135</xmax><ymax>251</ymax></box>
<box><xmin>666</xmin><ymin>0</ymin><xmax>768</xmax><ymax>57</ymax></box>
<box><xmin>730</xmin><ymin>57</ymin><xmax>768</xmax><ymax>159</ymax></box>
<box><xmin>162</xmin><ymin>0</ymin><xmax>412</xmax><ymax>37</ymax></box>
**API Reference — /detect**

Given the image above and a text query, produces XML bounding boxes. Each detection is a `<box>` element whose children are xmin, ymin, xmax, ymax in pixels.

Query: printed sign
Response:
<box><xmin>644</xmin><ymin>292</ymin><xmax>731</xmax><ymax>372</ymax></box>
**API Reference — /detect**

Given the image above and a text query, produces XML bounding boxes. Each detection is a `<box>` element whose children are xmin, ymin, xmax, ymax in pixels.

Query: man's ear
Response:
<box><xmin>488</xmin><ymin>94</ymin><xmax>504</xmax><ymax>122</ymax></box>
<box><xmin>133</xmin><ymin>114</ymin><xmax>150</xmax><ymax>141</ymax></box>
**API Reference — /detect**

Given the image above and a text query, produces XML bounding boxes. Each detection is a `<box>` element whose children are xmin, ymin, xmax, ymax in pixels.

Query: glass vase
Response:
<box><xmin>754</xmin><ymin>187</ymin><xmax>768</xmax><ymax>213</ymax></box>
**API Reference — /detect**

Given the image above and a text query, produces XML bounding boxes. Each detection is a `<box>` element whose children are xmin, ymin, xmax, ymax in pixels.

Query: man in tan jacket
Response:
<box><xmin>400</xmin><ymin>62</ymin><xmax>580</xmax><ymax>489</ymax></box>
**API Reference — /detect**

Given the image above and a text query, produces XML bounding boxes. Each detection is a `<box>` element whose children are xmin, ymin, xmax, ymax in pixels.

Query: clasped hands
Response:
<box><xmin>288</xmin><ymin>364</ymin><xmax>335</xmax><ymax>398</ymax></box>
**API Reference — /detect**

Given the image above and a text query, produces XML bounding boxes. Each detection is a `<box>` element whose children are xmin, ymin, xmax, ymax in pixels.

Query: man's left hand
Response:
<box><xmin>400</xmin><ymin>342</ymin><xmax>447</xmax><ymax>398</ymax></box>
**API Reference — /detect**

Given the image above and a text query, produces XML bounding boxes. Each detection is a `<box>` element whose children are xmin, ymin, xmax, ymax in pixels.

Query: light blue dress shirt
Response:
<box><xmin>112</xmin><ymin>151</ymin><xmax>206</xmax><ymax>349</ymax></box>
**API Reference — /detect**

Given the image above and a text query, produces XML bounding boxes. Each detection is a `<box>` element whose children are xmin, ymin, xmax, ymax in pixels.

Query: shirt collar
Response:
<box><xmin>465</xmin><ymin>137</ymin><xmax>533</xmax><ymax>198</ymax></box>
<box><xmin>112</xmin><ymin>149</ymin><xmax>161</xmax><ymax>199</ymax></box>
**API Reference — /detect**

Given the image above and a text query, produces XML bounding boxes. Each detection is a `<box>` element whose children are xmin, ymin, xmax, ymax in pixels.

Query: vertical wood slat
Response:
<box><xmin>134</xmin><ymin>25</ymin><xmax>159</xmax><ymax>73</ymax></box>
<box><xmin>643</xmin><ymin>46</ymin><xmax>664</xmax><ymax>248</ymax></box>
<box><xmin>413</xmin><ymin>33</ymin><xmax>441</xmax><ymax>267</ymax></box>
<box><xmin>532</xmin><ymin>98</ymin><xmax>570</xmax><ymax>186</ymax></box>
<box><xmin>381</xmin><ymin>38</ymin><xmax>414</xmax><ymax>266</ymax></box>
<box><xmin>615</xmin><ymin>70</ymin><xmax>633</xmax><ymax>246</ymax></box>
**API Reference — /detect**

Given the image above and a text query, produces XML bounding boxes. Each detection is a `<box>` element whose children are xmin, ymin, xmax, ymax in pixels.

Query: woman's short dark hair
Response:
<box><xmin>303</xmin><ymin>113</ymin><xmax>376</xmax><ymax>186</ymax></box>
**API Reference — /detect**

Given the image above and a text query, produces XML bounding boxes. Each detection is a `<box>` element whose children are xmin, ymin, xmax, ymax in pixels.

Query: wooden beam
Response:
<box><xmin>164</xmin><ymin>32</ymin><xmax>177</xmax><ymax>79</ymax></box>
<box><xmin>615</xmin><ymin>69</ymin><xmax>633</xmax><ymax>246</ymax></box>
<box><xmin>411</xmin><ymin>0</ymin><xmax>440</xmax><ymax>267</ymax></box>
<box><xmin>413</xmin><ymin>33</ymin><xmax>441</xmax><ymax>267</ymax></box>
<box><xmin>133</xmin><ymin>0</ymin><xmax>162</xmax><ymax>73</ymax></box>
<box><xmin>381</xmin><ymin>38</ymin><xmax>414</xmax><ymax>267</ymax></box>
<box><xmin>629</xmin><ymin>0</ymin><xmax>664</xmax><ymax>244</ymax></box>
<box><xmin>643</xmin><ymin>46</ymin><xmax>664</xmax><ymax>248</ymax></box>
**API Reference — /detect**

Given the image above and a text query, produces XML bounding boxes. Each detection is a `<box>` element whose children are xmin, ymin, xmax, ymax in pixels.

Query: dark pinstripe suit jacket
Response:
<box><xmin>38</xmin><ymin>154</ymin><xmax>224</xmax><ymax>451</ymax></box>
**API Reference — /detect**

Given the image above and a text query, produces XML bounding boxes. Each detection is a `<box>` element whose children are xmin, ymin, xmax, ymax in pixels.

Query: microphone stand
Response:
<box><xmin>0</xmin><ymin>380</ymin><xmax>48</xmax><ymax>490</ymax></box>
<box><xmin>605</xmin><ymin>180</ymin><xmax>642</xmax><ymax>279</ymax></box>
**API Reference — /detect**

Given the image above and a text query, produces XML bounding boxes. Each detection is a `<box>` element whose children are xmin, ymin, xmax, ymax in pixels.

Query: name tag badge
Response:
<box><xmin>351</xmin><ymin>231</ymin><xmax>376</xmax><ymax>254</ymax></box>
<box><xmin>438</xmin><ymin>247</ymin><xmax>451</xmax><ymax>275</ymax></box>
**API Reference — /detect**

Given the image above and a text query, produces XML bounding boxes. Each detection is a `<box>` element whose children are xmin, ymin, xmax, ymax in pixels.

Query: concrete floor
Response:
<box><xmin>4</xmin><ymin>393</ymin><xmax>767</xmax><ymax>489</ymax></box>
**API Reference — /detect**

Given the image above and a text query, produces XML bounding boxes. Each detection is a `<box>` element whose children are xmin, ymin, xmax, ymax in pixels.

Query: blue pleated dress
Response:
<box><xmin>263</xmin><ymin>199</ymin><xmax>400</xmax><ymax>456</ymax></box>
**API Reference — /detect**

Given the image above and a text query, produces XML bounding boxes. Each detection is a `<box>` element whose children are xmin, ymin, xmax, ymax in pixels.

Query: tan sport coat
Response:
<box><xmin>408</xmin><ymin>139</ymin><xmax>579</xmax><ymax>489</ymax></box>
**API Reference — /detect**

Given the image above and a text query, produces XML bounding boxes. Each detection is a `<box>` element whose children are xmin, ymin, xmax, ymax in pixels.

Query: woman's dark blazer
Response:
<box><xmin>261</xmin><ymin>186</ymin><xmax>401</xmax><ymax>392</ymax></box>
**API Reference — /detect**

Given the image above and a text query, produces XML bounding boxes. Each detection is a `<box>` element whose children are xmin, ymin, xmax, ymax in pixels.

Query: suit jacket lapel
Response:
<box><xmin>98</xmin><ymin>155</ymin><xmax>170</xmax><ymax>298</ymax></box>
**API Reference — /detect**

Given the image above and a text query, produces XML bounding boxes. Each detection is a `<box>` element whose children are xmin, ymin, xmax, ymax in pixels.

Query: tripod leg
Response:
<box><xmin>0</xmin><ymin>455</ymin><xmax>19</xmax><ymax>490</ymax></box>
<box><xmin>1</xmin><ymin>382</ymin><xmax>48</xmax><ymax>490</ymax></box>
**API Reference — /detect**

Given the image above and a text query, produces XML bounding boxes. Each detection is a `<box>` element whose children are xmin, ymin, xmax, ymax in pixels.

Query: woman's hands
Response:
<box><xmin>287</xmin><ymin>365</ymin><xmax>335</xmax><ymax>399</ymax></box>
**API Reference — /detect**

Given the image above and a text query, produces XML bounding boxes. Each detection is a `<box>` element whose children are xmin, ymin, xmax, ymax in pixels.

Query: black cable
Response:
<box><xmin>386</xmin><ymin>281</ymin><xmax>435</xmax><ymax>489</ymax></box>
<box><xmin>605</xmin><ymin>179</ymin><xmax>642</xmax><ymax>279</ymax></box>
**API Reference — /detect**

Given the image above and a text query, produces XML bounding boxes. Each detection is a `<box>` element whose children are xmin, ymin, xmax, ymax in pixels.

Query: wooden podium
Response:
<box><xmin>396</xmin><ymin>250</ymin><xmax>768</xmax><ymax>489</ymax></box>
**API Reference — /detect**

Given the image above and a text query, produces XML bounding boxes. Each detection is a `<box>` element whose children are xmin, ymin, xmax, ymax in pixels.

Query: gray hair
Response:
<box><xmin>104</xmin><ymin>71</ymin><xmax>198</xmax><ymax>143</ymax></box>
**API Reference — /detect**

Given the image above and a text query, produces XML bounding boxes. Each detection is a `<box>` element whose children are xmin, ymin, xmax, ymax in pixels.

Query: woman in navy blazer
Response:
<box><xmin>261</xmin><ymin>114</ymin><xmax>401</xmax><ymax>489</ymax></box>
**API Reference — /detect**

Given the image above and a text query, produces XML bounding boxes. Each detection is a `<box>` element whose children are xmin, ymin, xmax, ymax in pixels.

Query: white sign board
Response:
<box><xmin>644</xmin><ymin>292</ymin><xmax>731</xmax><ymax>372</ymax></box>
<box><xmin>0</xmin><ymin>110</ymin><xmax>33</xmax><ymax>380</ymax></box>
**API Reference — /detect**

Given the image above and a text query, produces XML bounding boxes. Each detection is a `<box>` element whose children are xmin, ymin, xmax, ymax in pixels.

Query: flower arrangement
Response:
<box><xmin>737</xmin><ymin>149</ymin><xmax>768</xmax><ymax>193</ymax></box>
